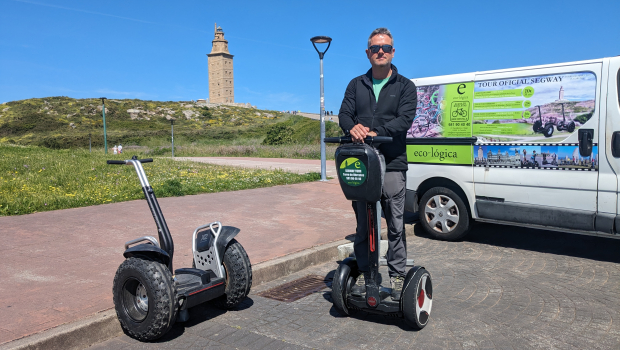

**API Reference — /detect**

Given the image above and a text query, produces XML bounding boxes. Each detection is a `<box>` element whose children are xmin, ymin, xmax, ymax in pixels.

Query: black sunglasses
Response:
<box><xmin>369</xmin><ymin>44</ymin><xmax>393</xmax><ymax>53</ymax></box>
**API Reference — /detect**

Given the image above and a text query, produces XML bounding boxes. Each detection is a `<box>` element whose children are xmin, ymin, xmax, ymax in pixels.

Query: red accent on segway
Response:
<box><xmin>368</xmin><ymin>207</ymin><xmax>375</xmax><ymax>253</ymax></box>
<box><xmin>188</xmin><ymin>281</ymin><xmax>225</xmax><ymax>296</ymax></box>
<box><xmin>367</xmin><ymin>296</ymin><xmax>377</xmax><ymax>307</ymax></box>
<box><xmin>418</xmin><ymin>289</ymin><xmax>425</xmax><ymax>308</ymax></box>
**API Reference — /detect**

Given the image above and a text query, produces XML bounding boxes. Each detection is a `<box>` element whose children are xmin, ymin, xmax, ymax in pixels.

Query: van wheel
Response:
<box><xmin>418</xmin><ymin>187</ymin><xmax>470</xmax><ymax>241</ymax></box>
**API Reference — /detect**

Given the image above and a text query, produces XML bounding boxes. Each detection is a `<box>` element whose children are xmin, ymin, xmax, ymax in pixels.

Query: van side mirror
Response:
<box><xmin>612</xmin><ymin>131</ymin><xmax>620</xmax><ymax>158</ymax></box>
<box><xmin>578</xmin><ymin>129</ymin><xmax>594</xmax><ymax>157</ymax></box>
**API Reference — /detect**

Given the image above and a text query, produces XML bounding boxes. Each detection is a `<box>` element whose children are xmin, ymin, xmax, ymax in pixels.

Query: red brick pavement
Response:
<box><xmin>0</xmin><ymin>158</ymin><xmax>353</xmax><ymax>345</ymax></box>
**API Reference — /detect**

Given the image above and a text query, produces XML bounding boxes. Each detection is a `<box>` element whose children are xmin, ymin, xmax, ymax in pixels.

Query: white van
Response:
<box><xmin>404</xmin><ymin>56</ymin><xmax>620</xmax><ymax>240</ymax></box>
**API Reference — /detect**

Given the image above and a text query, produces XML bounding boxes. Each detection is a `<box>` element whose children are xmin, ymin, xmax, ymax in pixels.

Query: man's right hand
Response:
<box><xmin>350</xmin><ymin>124</ymin><xmax>370</xmax><ymax>142</ymax></box>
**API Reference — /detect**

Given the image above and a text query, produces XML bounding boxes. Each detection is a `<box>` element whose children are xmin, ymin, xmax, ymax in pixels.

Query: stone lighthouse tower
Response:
<box><xmin>208</xmin><ymin>23</ymin><xmax>234</xmax><ymax>103</ymax></box>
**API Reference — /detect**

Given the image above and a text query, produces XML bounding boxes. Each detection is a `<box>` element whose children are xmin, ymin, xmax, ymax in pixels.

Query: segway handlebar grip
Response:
<box><xmin>107</xmin><ymin>158</ymin><xmax>153</xmax><ymax>165</ymax></box>
<box><xmin>369</xmin><ymin>136</ymin><xmax>392</xmax><ymax>143</ymax></box>
<box><xmin>323</xmin><ymin>136</ymin><xmax>393</xmax><ymax>144</ymax></box>
<box><xmin>324</xmin><ymin>137</ymin><xmax>344</xmax><ymax>143</ymax></box>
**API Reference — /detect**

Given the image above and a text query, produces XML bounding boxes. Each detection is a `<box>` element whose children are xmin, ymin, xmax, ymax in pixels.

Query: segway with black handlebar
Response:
<box><xmin>107</xmin><ymin>156</ymin><xmax>252</xmax><ymax>341</ymax></box>
<box><xmin>324</xmin><ymin>136</ymin><xmax>433</xmax><ymax>329</ymax></box>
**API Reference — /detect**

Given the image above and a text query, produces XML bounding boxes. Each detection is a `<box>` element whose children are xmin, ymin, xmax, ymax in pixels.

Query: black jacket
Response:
<box><xmin>338</xmin><ymin>64</ymin><xmax>417</xmax><ymax>171</ymax></box>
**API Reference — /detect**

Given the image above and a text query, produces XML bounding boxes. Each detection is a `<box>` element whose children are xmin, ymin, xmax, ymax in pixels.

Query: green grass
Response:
<box><xmin>0</xmin><ymin>144</ymin><xmax>320</xmax><ymax>216</ymax></box>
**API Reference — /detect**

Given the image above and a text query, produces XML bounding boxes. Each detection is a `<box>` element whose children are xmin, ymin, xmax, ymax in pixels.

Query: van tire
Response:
<box><xmin>418</xmin><ymin>187</ymin><xmax>470</xmax><ymax>241</ymax></box>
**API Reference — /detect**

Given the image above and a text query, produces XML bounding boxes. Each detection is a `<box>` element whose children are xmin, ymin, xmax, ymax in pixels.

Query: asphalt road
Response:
<box><xmin>90</xmin><ymin>222</ymin><xmax>620</xmax><ymax>350</ymax></box>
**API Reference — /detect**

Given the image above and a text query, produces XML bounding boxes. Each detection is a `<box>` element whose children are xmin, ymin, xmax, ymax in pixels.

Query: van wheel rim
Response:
<box><xmin>424</xmin><ymin>195</ymin><xmax>459</xmax><ymax>233</ymax></box>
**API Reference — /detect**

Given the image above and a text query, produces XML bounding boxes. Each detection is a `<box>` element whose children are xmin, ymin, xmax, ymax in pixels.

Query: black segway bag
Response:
<box><xmin>335</xmin><ymin>143</ymin><xmax>385</xmax><ymax>203</ymax></box>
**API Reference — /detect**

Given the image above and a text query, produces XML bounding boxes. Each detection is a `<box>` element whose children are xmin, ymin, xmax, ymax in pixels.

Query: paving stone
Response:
<box><xmin>91</xmin><ymin>223</ymin><xmax>620</xmax><ymax>349</ymax></box>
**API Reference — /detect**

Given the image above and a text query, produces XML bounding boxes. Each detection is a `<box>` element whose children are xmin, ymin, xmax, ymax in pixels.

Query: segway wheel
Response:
<box><xmin>331</xmin><ymin>261</ymin><xmax>358</xmax><ymax>316</ymax></box>
<box><xmin>212</xmin><ymin>239</ymin><xmax>253</xmax><ymax>309</ymax></box>
<box><xmin>402</xmin><ymin>267</ymin><xmax>433</xmax><ymax>329</ymax></box>
<box><xmin>567</xmin><ymin>121</ymin><xmax>575</xmax><ymax>133</ymax></box>
<box><xmin>533</xmin><ymin>120</ymin><xmax>542</xmax><ymax>132</ymax></box>
<box><xmin>112</xmin><ymin>257</ymin><xmax>177</xmax><ymax>341</ymax></box>
<box><xmin>543</xmin><ymin>124</ymin><xmax>554</xmax><ymax>137</ymax></box>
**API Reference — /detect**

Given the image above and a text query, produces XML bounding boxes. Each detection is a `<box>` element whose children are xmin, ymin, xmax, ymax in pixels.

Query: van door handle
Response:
<box><xmin>612</xmin><ymin>131</ymin><xmax>620</xmax><ymax>158</ymax></box>
<box><xmin>578</xmin><ymin>129</ymin><xmax>594</xmax><ymax>157</ymax></box>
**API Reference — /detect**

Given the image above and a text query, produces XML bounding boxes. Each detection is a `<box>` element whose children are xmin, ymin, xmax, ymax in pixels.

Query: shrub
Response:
<box><xmin>262</xmin><ymin>124</ymin><xmax>294</xmax><ymax>145</ymax></box>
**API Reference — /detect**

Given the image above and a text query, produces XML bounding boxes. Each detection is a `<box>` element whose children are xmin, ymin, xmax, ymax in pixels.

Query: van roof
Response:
<box><xmin>412</xmin><ymin>57</ymin><xmax>608</xmax><ymax>85</ymax></box>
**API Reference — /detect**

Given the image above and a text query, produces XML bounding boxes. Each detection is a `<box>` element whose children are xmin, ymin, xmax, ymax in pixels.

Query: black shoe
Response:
<box><xmin>390</xmin><ymin>276</ymin><xmax>404</xmax><ymax>301</ymax></box>
<box><xmin>351</xmin><ymin>273</ymin><xmax>367</xmax><ymax>296</ymax></box>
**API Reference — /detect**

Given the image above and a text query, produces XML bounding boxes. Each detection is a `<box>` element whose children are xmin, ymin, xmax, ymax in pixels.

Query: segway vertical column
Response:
<box><xmin>326</xmin><ymin>136</ymin><xmax>433</xmax><ymax>329</ymax></box>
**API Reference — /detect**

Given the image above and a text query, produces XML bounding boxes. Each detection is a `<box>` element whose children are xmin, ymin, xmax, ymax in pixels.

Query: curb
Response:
<box><xmin>0</xmin><ymin>238</ymin><xmax>351</xmax><ymax>350</ymax></box>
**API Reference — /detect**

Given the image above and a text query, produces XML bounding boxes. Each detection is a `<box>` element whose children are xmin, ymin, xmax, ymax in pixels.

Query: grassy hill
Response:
<box><xmin>0</xmin><ymin>97</ymin><xmax>342</xmax><ymax>153</ymax></box>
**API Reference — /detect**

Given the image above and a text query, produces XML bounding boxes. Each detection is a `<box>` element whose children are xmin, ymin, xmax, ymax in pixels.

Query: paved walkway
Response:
<box><xmin>175</xmin><ymin>157</ymin><xmax>338</xmax><ymax>178</ymax></box>
<box><xmin>298</xmin><ymin>112</ymin><xmax>339</xmax><ymax>124</ymax></box>
<box><xmin>0</xmin><ymin>158</ymin><xmax>349</xmax><ymax>345</ymax></box>
<box><xmin>92</xmin><ymin>223</ymin><xmax>620</xmax><ymax>349</ymax></box>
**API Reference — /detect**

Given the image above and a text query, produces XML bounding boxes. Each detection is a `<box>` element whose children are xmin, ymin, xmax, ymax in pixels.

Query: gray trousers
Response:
<box><xmin>353</xmin><ymin>170</ymin><xmax>407</xmax><ymax>278</ymax></box>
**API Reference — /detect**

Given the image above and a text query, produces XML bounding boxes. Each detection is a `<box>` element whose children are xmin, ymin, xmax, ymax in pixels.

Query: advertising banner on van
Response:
<box><xmin>408</xmin><ymin>83</ymin><xmax>474</xmax><ymax>138</ymax></box>
<box><xmin>473</xmin><ymin>72</ymin><xmax>596</xmax><ymax>143</ymax></box>
<box><xmin>407</xmin><ymin>145</ymin><xmax>472</xmax><ymax>165</ymax></box>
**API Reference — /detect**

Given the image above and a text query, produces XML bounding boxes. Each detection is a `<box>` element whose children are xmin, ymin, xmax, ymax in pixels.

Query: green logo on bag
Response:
<box><xmin>339</xmin><ymin>157</ymin><xmax>367</xmax><ymax>186</ymax></box>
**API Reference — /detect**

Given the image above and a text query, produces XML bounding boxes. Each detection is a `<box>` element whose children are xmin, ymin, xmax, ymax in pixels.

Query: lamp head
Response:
<box><xmin>310</xmin><ymin>36</ymin><xmax>332</xmax><ymax>59</ymax></box>
<box><xmin>310</xmin><ymin>36</ymin><xmax>332</xmax><ymax>44</ymax></box>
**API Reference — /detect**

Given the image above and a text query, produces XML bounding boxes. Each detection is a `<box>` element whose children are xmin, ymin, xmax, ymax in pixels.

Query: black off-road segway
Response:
<box><xmin>324</xmin><ymin>136</ymin><xmax>433</xmax><ymax>329</ymax></box>
<box><xmin>555</xmin><ymin>102</ymin><xmax>576</xmax><ymax>133</ymax></box>
<box><xmin>533</xmin><ymin>105</ymin><xmax>554</xmax><ymax>137</ymax></box>
<box><xmin>107</xmin><ymin>156</ymin><xmax>252</xmax><ymax>341</ymax></box>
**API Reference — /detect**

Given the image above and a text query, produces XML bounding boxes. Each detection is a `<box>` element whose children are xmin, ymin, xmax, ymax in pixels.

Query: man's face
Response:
<box><xmin>366</xmin><ymin>34</ymin><xmax>394</xmax><ymax>68</ymax></box>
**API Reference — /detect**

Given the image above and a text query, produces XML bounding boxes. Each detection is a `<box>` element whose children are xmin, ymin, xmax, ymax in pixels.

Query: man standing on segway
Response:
<box><xmin>338</xmin><ymin>27</ymin><xmax>417</xmax><ymax>301</ymax></box>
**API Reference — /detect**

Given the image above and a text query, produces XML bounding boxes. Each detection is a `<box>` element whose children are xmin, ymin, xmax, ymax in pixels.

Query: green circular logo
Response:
<box><xmin>339</xmin><ymin>157</ymin><xmax>367</xmax><ymax>187</ymax></box>
<box><xmin>523</xmin><ymin>111</ymin><xmax>531</xmax><ymax>119</ymax></box>
<box><xmin>522</xmin><ymin>86</ymin><xmax>535</xmax><ymax>98</ymax></box>
<box><xmin>523</xmin><ymin>100</ymin><xmax>532</xmax><ymax>108</ymax></box>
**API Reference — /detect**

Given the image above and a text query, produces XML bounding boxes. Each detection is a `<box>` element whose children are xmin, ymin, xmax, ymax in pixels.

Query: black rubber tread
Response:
<box><xmin>402</xmin><ymin>268</ymin><xmax>432</xmax><ymax>329</ymax></box>
<box><xmin>418</xmin><ymin>186</ymin><xmax>471</xmax><ymax>241</ymax></box>
<box><xmin>112</xmin><ymin>257</ymin><xmax>177</xmax><ymax>341</ymax></box>
<box><xmin>543</xmin><ymin>124</ymin><xmax>554</xmax><ymax>137</ymax></box>
<box><xmin>331</xmin><ymin>263</ymin><xmax>357</xmax><ymax>316</ymax></box>
<box><xmin>212</xmin><ymin>239</ymin><xmax>252</xmax><ymax>309</ymax></box>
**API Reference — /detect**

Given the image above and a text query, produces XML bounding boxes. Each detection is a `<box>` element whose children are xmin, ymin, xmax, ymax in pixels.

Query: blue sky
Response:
<box><xmin>1</xmin><ymin>0</ymin><xmax>619</xmax><ymax>113</ymax></box>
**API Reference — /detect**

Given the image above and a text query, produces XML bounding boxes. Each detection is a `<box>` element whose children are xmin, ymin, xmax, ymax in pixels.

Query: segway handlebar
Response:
<box><xmin>324</xmin><ymin>136</ymin><xmax>393</xmax><ymax>144</ymax></box>
<box><xmin>106</xmin><ymin>158</ymin><xmax>153</xmax><ymax>165</ymax></box>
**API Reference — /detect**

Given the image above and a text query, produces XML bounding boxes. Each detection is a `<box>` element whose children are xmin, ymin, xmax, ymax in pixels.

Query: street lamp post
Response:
<box><xmin>310</xmin><ymin>36</ymin><xmax>332</xmax><ymax>182</ymax></box>
<box><xmin>100</xmin><ymin>97</ymin><xmax>108</xmax><ymax>154</ymax></box>
<box><xmin>170</xmin><ymin>119</ymin><xmax>175</xmax><ymax>158</ymax></box>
